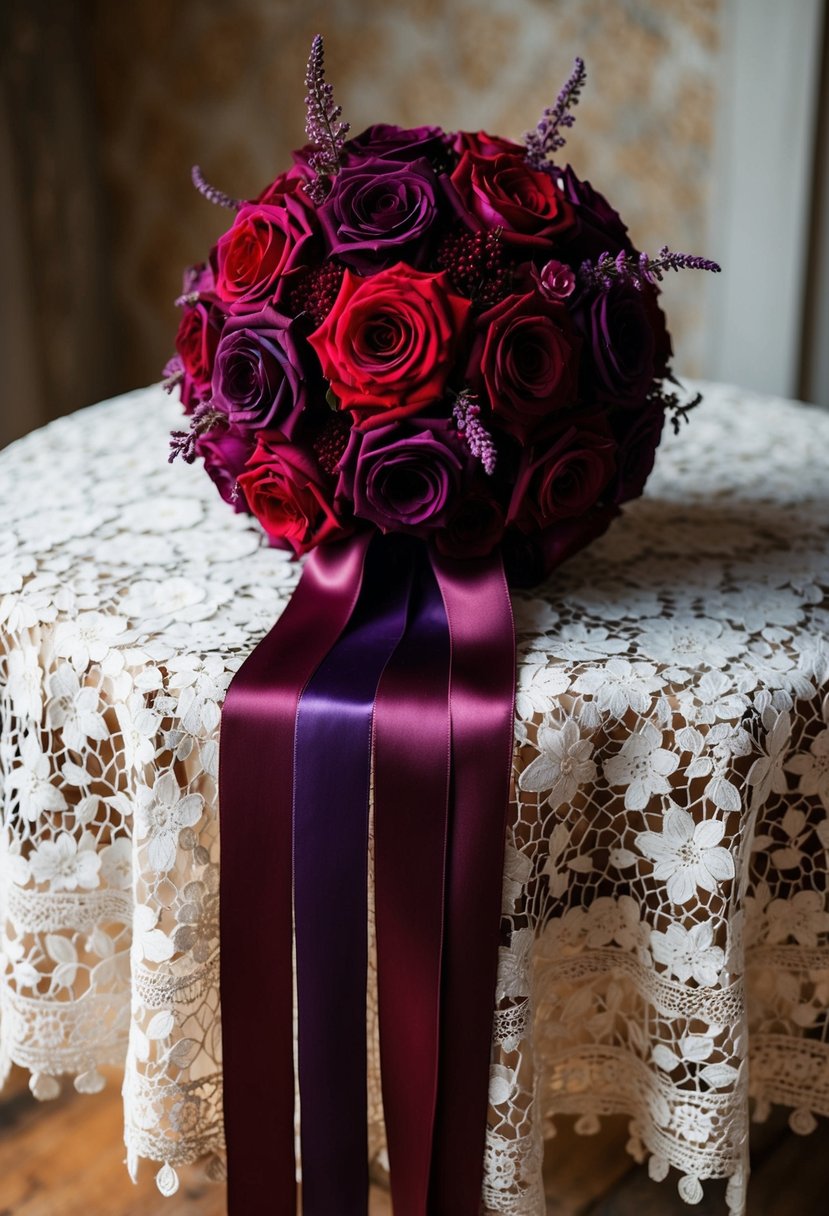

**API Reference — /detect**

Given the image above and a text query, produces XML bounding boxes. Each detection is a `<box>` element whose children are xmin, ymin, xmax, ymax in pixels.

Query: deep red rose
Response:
<box><xmin>236</xmin><ymin>436</ymin><xmax>347</xmax><ymax>555</ymax></box>
<box><xmin>450</xmin><ymin>130</ymin><xmax>524</xmax><ymax>159</ymax></box>
<box><xmin>175</xmin><ymin>304</ymin><xmax>220</xmax><ymax>384</ymax></box>
<box><xmin>435</xmin><ymin>489</ymin><xmax>505</xmax><ymax>558</ymax></box>
<box><xmin>503</xmin><ymin>503</ymin><xmax>620</xmax><ymax>588</ymax></box>
<box><xmin>214</xmin><ymin>201</ymin><xmax>314</xmax><ymax>308</ymax></box>
<box><xmin>255</xmin><ymin>164</ymin><xmax>313</xmax><ymax>206</ymax></box>
<box><xmin>508</xmin><ymin>414</ymin><xmax>617</xmax><ymax>532</ymax></box>
<box><xmin>469</xmin><ymin>292</ymin><xmax>580</xmax><ymax>444</ymax></box>
<box><xmin>308</xmin><ymin>264</ymin><xmax>471</xmax><ymax>429</ymax></box>
<box><xmin>449</xmin><ymin>152</ymin><xmax>575</xmax><ymax>249</ymax></box>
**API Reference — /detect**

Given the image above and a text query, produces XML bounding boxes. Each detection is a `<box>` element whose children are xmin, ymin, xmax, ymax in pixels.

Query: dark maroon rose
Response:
<box><xmin>255</xmin><ymin>164</ymin><xmax>314</xmax><ymax>206</ymax></box>
<box><xmin>435</xmin><ymin>489</ymin><xmax>505</xmax><ymax>558</ymax></box>
<box><xmin>508</xmin><ymin>415</ymin><xmax>617</xmax><ymax>532</ymax></box>
<box><xmin>450</xmin><ymin>130</ymin><xmax>524</xmax><ymax>158</ymax></box>
<box><xmin>448</xmin><ymin>152</ymin><xmax>575</xmax><ymax>250</ymax></box>
<box><xmin>335</xmin><ymin>419</ymin><xmax>469</xmax><ymax>536</ymax></box>
<box><xmin>319</xmin><ymin>157</ymin><xmax>442</xmax><ymax>272</ymax></box>
<box><xmin>573</xmin><ymin>284</ymin><xmax>657</xmax><ymax>407</ymax></box>
<box><xmin>211</xmin><ymin>307</ymin><xmax>316</xmax><ymax>439</ymax></box>
<box><xmin>611</xmin><ymin>398</ymin><xmax>666</xmax><ymax>504</ymax></box>
<box><xmin>560</xmin><ymin>164</ymin><xmax>632</xmax><ymax>260</ymax></box>
<box><xmin>196</xmin><ymin>424</ymin><xmax>255</xmax><ymax>513</ymax></box>
<box><xmin>342</xmin><ymin>123</ymin><xmax>450</xmax><ymax>166</ymax></box>
<box><xmin>503</xmin><ymin>503</ymin><xmax>620</xmax><ymax>588</ymax></box>
<box><xmin>468</xmin><ymin>292</ymin><xmax>580</xmax><ymax>444</ymax></box>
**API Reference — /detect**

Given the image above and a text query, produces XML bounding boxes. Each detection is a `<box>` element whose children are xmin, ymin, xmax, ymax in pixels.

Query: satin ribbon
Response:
<box><xmin>294</xmin><ymin>538</ymin><xmax>413</xmax><ymax>1215</ymax></box>
<box><xmin>219</xmin><ymin>532</ymin><xmax>372</xmax><ymax>1215</ymax></box>
<box><xmin>220</xmin><ymin>533</ymin><xmax>515</xmax><ymax>1216</ymax></box>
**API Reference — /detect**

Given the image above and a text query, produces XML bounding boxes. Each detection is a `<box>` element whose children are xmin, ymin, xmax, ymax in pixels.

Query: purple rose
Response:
<box><xmin>560</xmin><ymin>164</ymin><xmax>632</xmax><ymax>260</ymax></box>
<box><xmin>319</xmin><ymin>157</ymin><xmax>442</xmax><ymax>272</ymax></box>
<box><xmin>343</xmin><ymin>123</ymin><xmax>450</xmax><ymax>165</ymax></box>
<box><xmin>196</xmin><ymin>425</ymin><xmax>255</xmax><ymax>513</ymax></box>
<box><xmin>611</xmin><ymin>398</ymin><xmax>666</xmax><ymax>504</ymax></box>
<box><xmin>211</xmin><ymin>307</ymin><xmax>314</xmax><ymax>439</ymax></box>
<box><xmin>336</xmin><ymin>419</ymin><xmax>468</xmax><ymax>535</ymax></box>
<box><xmin>574</xmin><ymin>284</ymin><xmax>656</xmax><ymax>407</ymax></box>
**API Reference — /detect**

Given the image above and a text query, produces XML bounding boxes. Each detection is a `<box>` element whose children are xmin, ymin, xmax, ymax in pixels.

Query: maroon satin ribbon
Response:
<box><xmin>219</xmin><ymin>532</ymin><xmax>371</xmax><ymax>1215</ymax></box>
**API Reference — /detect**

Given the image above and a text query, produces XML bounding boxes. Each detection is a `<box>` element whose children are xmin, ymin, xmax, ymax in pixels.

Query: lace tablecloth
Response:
<box><xmin>1</xmin><ymin>381</ymin><xmax>828</xmax><ymax>1213</ymax></box>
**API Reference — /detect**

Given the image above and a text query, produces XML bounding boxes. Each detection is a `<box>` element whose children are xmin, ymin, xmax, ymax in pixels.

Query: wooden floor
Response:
<box><xmin>0</xmin><ymin>1065</ymin><xmax>827</xmax><ymax>1214</ymax></box>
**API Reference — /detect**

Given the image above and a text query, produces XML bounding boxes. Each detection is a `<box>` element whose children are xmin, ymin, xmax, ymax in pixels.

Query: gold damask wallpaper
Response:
<box><xmin>89</xmin><ymin>0</ymin><xmax>721</xmax><ymax>394</ymax></box>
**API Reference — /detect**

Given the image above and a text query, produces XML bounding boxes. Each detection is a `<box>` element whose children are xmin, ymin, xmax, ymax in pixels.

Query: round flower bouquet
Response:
<box><xmin>165</xmin><ymin>37</ymin><xmax>719</xmax><ymax>1216</ymax></box>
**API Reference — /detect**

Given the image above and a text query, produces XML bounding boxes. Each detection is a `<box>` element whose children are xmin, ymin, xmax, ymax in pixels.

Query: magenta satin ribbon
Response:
<box><xmin>219</xmin><ymin>532</ymin><xmax>515</xmax><ymax>1215</ymax></box>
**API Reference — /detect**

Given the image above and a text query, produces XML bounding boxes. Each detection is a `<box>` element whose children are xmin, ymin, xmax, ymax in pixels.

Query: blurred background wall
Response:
<box><xmin>1</xmin><ymin>0</ymin><xmax>826</xmax><ymax>448</ymax></box>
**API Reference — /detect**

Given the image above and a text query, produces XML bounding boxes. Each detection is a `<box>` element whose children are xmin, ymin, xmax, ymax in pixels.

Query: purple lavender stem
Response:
<box><xmin>303</xmin><ymin>34</ymin><xmax>350</xmax><ymax>204</ymax></box>
<box><xmin>191</xmin><ymin>165</ymin><xmax>242</xmax><ymax>211</ymax></box>
<box><xmin>452</xmin><ymin>393</ymin><xmax>497</xmax><ymax>475</ymax></box>
<box><xmin>168</xmin><ymin>402</ymin><xmax>227</xmax><ymax>464</ymax></box>
<box><xmin>580</xmin><ymin>246</ymin><xmax>722</xmax><ymax>291</ymax></box>
<box><xmin>524</xmin><ymin>57</ymin><xmax>587</xmax><ymax>168</ymax></box>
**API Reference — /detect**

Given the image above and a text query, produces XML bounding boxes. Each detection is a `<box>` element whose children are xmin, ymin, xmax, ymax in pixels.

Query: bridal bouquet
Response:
<box><xmin>166</xmin><ymin>37</ymin><xmax>718</xmax><ymax>587</ymax></box>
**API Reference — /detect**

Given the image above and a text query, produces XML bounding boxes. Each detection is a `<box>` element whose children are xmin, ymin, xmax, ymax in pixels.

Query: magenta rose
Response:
<box><xmin>449</xmin><ymin>152</ymin><xmax>575</xmax><ymax>249</ymax></box>
<box><xmin>211</xmin><ymin>307</ymin><xmax>315</xmax><ymax>439</ymax></box>
<box><xmin>237</xmin><ymin>436</ymin><xmax>347</xmax><ymax>555</ymax></box>
<box><xmin>196</xmin><ymin>424</ymin><xmax>255</xmax><ymax>513</ymax></box>
<box><xmin>308</xmin><ymin>264</ymin><xmax>471</xmax><ymax>429</ymax></box>
<box><xmin>336</xmin><ymin>420</ymin><xmax>468</xmax><ymax>536</ymax></box>
<box><xmin>469</xmin><ymin>292</ymin><xmax>580</xmax><ymax>444</ymax></box>
<box><xmin>319</xmin><ymin>157</ymin><xmax>442</xmax><ymax>272</ymax></box>
<box><xmin>508</xmin><ymin>416</ymin><xmax>617</xmax><ymax>532</ymax></box>
<box><xmin>532</xmin><ymin>259</ymin><xmax>576</xmax><ymax>302</ymax></box>
<box><xmin>435</xmin><ymin>490</ymin><xmax>505</xmax><ymax>558</ymax></box>
<box><xmin>214</xmin><ymin>200</ymin><xmax>315</xmax><ymax>307</ymax></box>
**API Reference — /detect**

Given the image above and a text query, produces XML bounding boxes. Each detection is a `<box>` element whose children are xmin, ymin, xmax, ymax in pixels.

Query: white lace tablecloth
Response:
<box><xmin>1</xmin><ymin>381</ymin><xmax>828</xmax><ymax>1213</ymax></box>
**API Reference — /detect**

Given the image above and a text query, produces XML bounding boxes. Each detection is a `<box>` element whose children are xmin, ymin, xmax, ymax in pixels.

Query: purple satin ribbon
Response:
<box><xmin>294</xmin><ymin>538</ymin><xmax>413</xmax><ymax>1215</ymax></box>
<box><xmin>219</xmin><ymin>532</ymin><xmax>515</xmax><ymax>1216</ymax></box>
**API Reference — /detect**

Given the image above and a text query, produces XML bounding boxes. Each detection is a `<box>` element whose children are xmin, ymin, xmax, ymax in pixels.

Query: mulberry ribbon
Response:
<box><xmin>219</xmin><ymin>533</ymin><xmax>515</xmax><ymax>1215</ymax></box>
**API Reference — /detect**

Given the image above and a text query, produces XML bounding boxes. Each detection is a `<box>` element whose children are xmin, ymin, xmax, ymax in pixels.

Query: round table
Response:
<box><xmin>1</xmin><ymin>381</ymin><xmax>828</xmax><ymax>1214</ymax></box>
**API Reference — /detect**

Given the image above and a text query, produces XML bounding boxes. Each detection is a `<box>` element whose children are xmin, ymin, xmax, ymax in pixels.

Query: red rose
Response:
<box><xmin>450</xmin><ymin>130</ymin><xmax>524</xmax><ymax>158</ymax></box>
<box><xmin>308</xmin><ymin>263</ymin><xmax>471</xmax><ymax>430</ymax></box>
<box><xmin>237</xmin><ymin>436</ymin><xmax>347</xmax><ymax>555</ymax></box>
<box><xmin>449</xmin><ymin>152</ymin><xmax>574</xmax><ymax>249</ymax></box>
<box><xmin>175</xmin><ymin>303</ymin><xmax>220</xmax><ymax>384</ymax></box>
<box><xmin>214</xmin><ymin>201</ymin><xmax>314</xmax><ymax>307</ymax></box>
<box><xmin>508</xmin><ymin>415</ymin><xmax>617</xmax><ymax>532</ymax></box>
<box><xmin>469</xmin><ymin>292</ymin><xmax>580</xmax><ymax>443</ymax></box>
<box><xmin>255</xmin><ymin>165</ymin><xmax>313</xmax><ymax>206</ymax></box>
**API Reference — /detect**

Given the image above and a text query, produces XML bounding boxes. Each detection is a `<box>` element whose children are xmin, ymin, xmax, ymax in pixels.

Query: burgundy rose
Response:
<box><xmin>196</xmin><ymin>424</ymin><xmax>255</xmax><ymax>513</ymax></box>
<box><xmin>503</xmin><ymin>503</ymin><xmax>620</xmax><ymax>588</ymax></box>
<box><xmin>308</xmin><ymin>264</ymin><xmax>471</xmax><ymax>429</ymax></box>
<box><xmin>560</xmin><ymin>164</ymin><xmax>632</xmax><ymax>260</ymax></box>
<box><xmin>469</xmin><ymin>292</ymin><xmax>580</xmax><ymax>443</ymax></box>
<box><xmin>574</xmin><ymin>284</ymin><xmax>657</xmax><ymax>407</ymax></box>
<box><xmin>319</xmin><ymin>157</ymin><xmax>442</xmax><ymax>272</ymax></box>
<box><xmin>336</xmin><ymin>420</ymin><xmax>468</xmax><ymax>536</ymax></box>
<box><xmin>508</xmin><ymin>415</ymin><xmax>617</xmax><ymax>532</ymax></box>
<box><xmin>211</xmin><ymin>307</ymin><xmax>314</xmax><ymax>439</ymax></box>
<box><xmin>237</xmin><ymin>436</ymin><xmax>347</xmax><ymax>555</ymax></box>
<box><xmin>611</xmin><ymin>398</ymin><xmax>666</xmax><ymax>504</ymax></box>
<box><xmin>214</xmin><ymin>200</ymin><xmax>315</xmax><ymax>307</ymax></box>
<box><xmin>450</xmin><ymin>130</ymin><xmax>524</xmax><ymax>158</ymax></box>
<box><xmin>255</xmin><ymin>164</ymin><xmax>313</xmax><ymax>206</ymax></box>
<box><xmin>435</xmin><ymin>489</ymin><xmax>505</xmax><ymax>558</ymax></box>
<box><xmin>449</xmin><ymin>152</ymin><xmax>574</xmax><ymax>249</ymax></box>
<box><xmin>342</xmin><ymin>123</ymin><xmax>450</xmax><ymax>165</ymax></box>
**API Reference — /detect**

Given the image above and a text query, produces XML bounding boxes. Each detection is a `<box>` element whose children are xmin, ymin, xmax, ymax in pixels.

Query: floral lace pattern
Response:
<box><xmin>1</xmin><ymin>381</ymin><xmax>828</xmax><ymax>1212</ymax></box>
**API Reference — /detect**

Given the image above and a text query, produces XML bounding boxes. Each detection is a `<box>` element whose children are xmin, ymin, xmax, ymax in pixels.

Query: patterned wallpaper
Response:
<box><xmin>91</xmin><ymin>0</ymin><xmax>721</xmax><ymax>394</ymax></box>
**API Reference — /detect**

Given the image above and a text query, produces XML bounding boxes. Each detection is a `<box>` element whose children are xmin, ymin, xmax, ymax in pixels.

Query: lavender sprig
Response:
<box><xmin>303</xmin><ymin>34</ymin><xmax>350</xmax><ymax>205</ymax></box>
<box><xmin>191</xmin><ymin>165</ymin><xmax>242</xmax><ymax>211</ymax></box>
<box><xmin>524</xmin><ymin>57</ymin><xmax>587</xmax><ymax>169</ymax></box>
<box><xmin>452</xmin><ymin>391</ymin><xmax>497</xmax><ymax>475</ymax></box>
<box><xmin>168</xmin><ymin>402</ymin><xmax>228</xmax><ymax>464</ymax></box>
<box><xmin>649</xmin><ymin>379</ymin><xmax>704</xmax><ymax>435</ymax></box>
<box><xmin>581</xmin><ymin>246</ymin><xmax>722</xmax><ymax>291</ymax></box>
